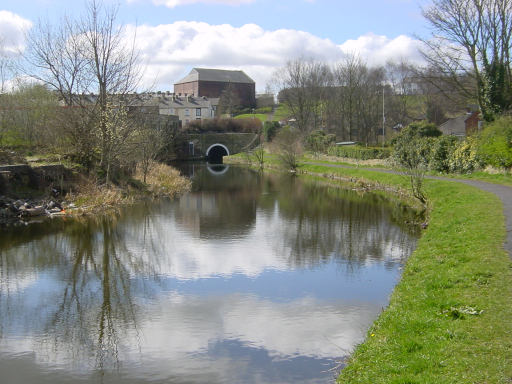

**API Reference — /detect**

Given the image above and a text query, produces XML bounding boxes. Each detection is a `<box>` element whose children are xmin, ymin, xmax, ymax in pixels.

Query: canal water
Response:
<box><xmin>0</xmin><ymin>165</ymin><xmax>420</xmax><ymax>383</ymax></box>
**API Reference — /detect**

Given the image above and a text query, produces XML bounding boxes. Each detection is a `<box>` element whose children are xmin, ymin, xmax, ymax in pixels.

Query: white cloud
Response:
<box><xmin>0</xmin><ymin>10</ymin><xmax>32</xmax><ymax>56</ymax></box>
<box><xmin>128</xmin><ymin>22</ymin><xmax>424</xmax><ymax>92</ymax></box>
<box><xmin>338</xmin><ymin>32</ymin><xmax>424</xmax><ymax>67</ymax></box>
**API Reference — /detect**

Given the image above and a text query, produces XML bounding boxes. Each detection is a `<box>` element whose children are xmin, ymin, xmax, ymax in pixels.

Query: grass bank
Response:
<box><xmin>300</xmin><ymin>163</ymin><xmax>512</xmax><ymax>383</ymax></box>
<box><xmin>234</xmin><ymin>113</ymin><xmax>268</xmax><ymax>122</ymax></box>
<box><xmin>303</xmin><ymin>153</ymin><xmax>512</xmax><ymax>187</ymax></box>
<box><xmin>227</xmin><ymin>152</ymin><xmax>512</xmax><ymax>382</ymax></box>
<box><xmin>62</xmin><ymin>162</ymin><xmax>191</xmax><ymax>216</ymax></box>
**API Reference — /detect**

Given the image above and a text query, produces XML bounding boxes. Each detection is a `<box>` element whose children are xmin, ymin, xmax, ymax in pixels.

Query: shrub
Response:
<box><xmin>406</xmin><ymin>120</ymin><xmax>442</xmax><ymax>138</ymax></box>
<box><xmin>429</xmin><ymin>135</ymin><xmax>458</xmax><ymax>173</ymax></box>
<box><xmin>477</xmin><ymin>116</ymin><xmax>512</xmax><ymax>169</ymax></box>
<box><xmin>392</xmin><ymin>135</ymin><xmax>433</xmax><ymax>170</ymax></box>
<box><xmin>449</xmin><ymin>136</ymin><xmax>484</xmax><ymax>173</ymax></box>
<box><xmin>305</xmin><ymin>130</ymin><xmax>336</xmax><ymax>155</ymax></box>
<box><xmin>272</xmin><ymin>126</ymin><xmax>303</xmax><ymax>172</ymax></box>
<box><xmin>263</xmin><ymin>121</ymin><xmax>280</xmax><ymax>142</ymax></box>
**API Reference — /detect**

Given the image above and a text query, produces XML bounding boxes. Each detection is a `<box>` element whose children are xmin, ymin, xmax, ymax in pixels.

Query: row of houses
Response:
<box><xmin>60</xmin><ymin>66</ymin><xmax>482</xmax><ymax>137</ymax></box>
<box><xmin>133</xmin><ymin>93</ymin><xmax>219</xmax><ymax>126</ymax></box>
<box><xmin>54</xmin><ymin>68</ymin><xmax>260</xmax><ymax>127</ymax></box>
<box><xmin>130</xmin><ymin>68</ymin><xmax>267</xmax><ymax>126</ymax></box>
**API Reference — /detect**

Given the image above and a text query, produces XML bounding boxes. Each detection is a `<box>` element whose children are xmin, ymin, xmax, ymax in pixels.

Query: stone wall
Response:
<box><xmin>0</xmin><ymin>164</ymin><xmax>75</xmax><ymax>197</ymax></box>
<box><xmin>175</xmin><ymin>132</ymin><xmax>259</xmax><ymax>160</ymax></box>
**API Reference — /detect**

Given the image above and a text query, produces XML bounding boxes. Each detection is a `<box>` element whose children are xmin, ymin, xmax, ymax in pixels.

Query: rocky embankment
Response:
<box><xmin>0</xmin><ymin>196</ymin><xmax>74</xmax><ymax>224</ymax></box>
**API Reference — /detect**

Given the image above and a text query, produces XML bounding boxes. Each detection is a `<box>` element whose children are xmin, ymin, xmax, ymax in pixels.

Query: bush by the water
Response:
<box><xmin>327</xmin><ymin>145</ymin><xmax>392</xmax><ymax>160</ymax></box>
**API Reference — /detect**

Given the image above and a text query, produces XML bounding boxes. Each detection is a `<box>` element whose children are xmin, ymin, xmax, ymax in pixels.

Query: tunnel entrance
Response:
<box><xmin>206</xmin><ymin>144</ymin><xmax>229</xmax><ymax>164</ymax></box>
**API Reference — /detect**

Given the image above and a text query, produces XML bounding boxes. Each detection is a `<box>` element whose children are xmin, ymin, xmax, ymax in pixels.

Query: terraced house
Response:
<box><xmin>156</xmin><ymin>93</ymin><xmax>217</xmax><ymax>126</ymax></box>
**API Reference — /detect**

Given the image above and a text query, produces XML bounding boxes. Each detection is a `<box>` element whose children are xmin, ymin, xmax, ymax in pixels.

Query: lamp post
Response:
<box><xmin>382</xmin><ymin>84</ymin><xmax>386</xmax><ymax>148</ymax></box>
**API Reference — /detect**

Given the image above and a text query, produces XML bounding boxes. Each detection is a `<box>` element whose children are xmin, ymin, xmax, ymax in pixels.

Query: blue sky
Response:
<box><xmin>1</xmin><ymin>0</ymin><xmax>431</xmax><ymax>91</ymax></box>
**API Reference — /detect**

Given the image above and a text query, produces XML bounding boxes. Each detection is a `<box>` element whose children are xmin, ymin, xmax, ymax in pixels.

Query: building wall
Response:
<box><xmin>159</xmin><ymin>105</ymin><xmax>214</xmax><ymax>126</ymax></box>
<box><xmin>174</xmin><ymin>80</ymin><xmax>256</xmax><ymax>107</ymax></box>
<box><xmin>174</xmin><ymin>82</ymin><xmax>199</xmax><ymax>97</ymax></box>
<box><xmin>465</xmin><ymin>112</ymin><xmax>480</xmax><ymax>135</ymax></box>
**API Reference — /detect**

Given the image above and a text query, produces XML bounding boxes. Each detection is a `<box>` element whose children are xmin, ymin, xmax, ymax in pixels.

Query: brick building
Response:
<box><xmin>174</xmin><ymin>68</ymin><xmax>256</xmax><ymax>108</ymax></box>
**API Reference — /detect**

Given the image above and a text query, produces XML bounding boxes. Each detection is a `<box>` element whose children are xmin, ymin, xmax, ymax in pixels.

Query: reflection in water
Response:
<box><xmin>0</xmin><ymin>165</ymin><xmax>420</xmax><ymax>383</ymax></box>
<box><xmin>206</xmin><ymin>163</ymin><xmax>230</xmax><ymax>175</ymax></box>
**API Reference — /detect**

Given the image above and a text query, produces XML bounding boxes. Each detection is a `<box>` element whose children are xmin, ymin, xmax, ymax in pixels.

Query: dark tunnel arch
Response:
<box><xmin>206</xmin><ymin>144</ymin><xmax>230</xmax><ymax>164</ymax></box>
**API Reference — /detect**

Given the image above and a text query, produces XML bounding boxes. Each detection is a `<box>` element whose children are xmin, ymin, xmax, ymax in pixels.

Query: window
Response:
<box><xmin>185</xmin><ymin>109</ymin><xmax>190</xmax><ymax>116</ymax></box>
<box><xmin>196</xmin><ymin>108</ymin><xmax>201</xmax><ymax>117</ymax></box>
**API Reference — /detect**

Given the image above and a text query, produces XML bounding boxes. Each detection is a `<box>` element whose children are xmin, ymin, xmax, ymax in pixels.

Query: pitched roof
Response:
<box><xmin>176</xmin><ymin>68</ymin><xmax>255</xmax><ymax>84</ymax></box>
<box><xmin>439</xmin><ymin>113</ymin><xmax>476</xmax><ymax>136</ymax></box>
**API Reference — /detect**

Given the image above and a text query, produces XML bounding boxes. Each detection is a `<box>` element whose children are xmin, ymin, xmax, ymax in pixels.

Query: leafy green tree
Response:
<box><xmin>263</xmin><ymin>121</ymin><xmax>280</xmax><ymax>142</ymax></box>
<box><xmin>392</xmin><ymin>122</ymin><xmax>436</xmax><ymax>204</ymax></box>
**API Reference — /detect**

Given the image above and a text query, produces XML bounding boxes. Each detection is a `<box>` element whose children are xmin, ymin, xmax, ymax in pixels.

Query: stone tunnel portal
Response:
<box><xmin>206</xmin><ymin>144</ymin><xmax>230</xmax><ymax>164</ymax></box>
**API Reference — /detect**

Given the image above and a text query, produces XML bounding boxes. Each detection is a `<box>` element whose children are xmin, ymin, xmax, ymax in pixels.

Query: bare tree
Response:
<box><xmin>327</xmin><ymin>56</ymin><xmax>385</xmax><ymax>145</ymax></box>
<box><xmin>100</xmin><ymin>102</ymin><xmax>138</xmax><ymax>184</ymax></box>
<box><xmin>23</xmin><ymin>0</ymin><xmax>143</xmax><ymax>175</ymax></box>
<box><xmin>385</xmin><ymin>60</ymin><xmax>417</xmax><ymax>126</ymax></box>
<box><xmin>274</xmin><ymin>58</ymin><xmax>330</xmax><ymax>134</ymax></box>
<box><xmin>133</xmin><ymin>112</ymin><xmax>179</xmax><ymax>183</ymax></box>
<box><xmin>0</xmin><ymin>37</ymin><xmax>16</xmax><ymax>94</ymax></box>
<box><xmin>24</xmin><ymin>14</ymin><xmax>97</xmax><ymax>166</ymax></box>
<box><xmin>81</xmin><ymin>0</ymin><xmax>142</xmax><ymax>173</ymax></box>
<box><xmin>421</xmin><ymin>0</ymin><xmax>512</xmax><ymax>119</ymax></box>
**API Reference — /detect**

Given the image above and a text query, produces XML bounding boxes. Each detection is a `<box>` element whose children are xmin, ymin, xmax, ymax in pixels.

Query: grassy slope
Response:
<box><xmin>227</xmin><ymin>152</ymin><xmax>512</xmax><ymax>382</ymax></box>
<box><xmin>302</xmin><ymin>153</ymin><xmax>512</xmax><ymax>187</ymax></box>
<box><xmin>299</xmin><ymin>163</ymin><xmax>512</xmax><ymax>384</ymax></box>
<box><xmin>272</xmin><ymin>104</ymin><xmax>291</xmax><ymax>122</ymax></box>
<box><xmin>234</xmin><ymin>113</ymin><xmax>268</xmax><ymax>122</ymax></box>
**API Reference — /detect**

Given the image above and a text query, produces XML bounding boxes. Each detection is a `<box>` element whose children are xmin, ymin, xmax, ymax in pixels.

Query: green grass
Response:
<box><xmin>298</xmin><ymin>163</ymin><xmax>512</xmax><ymax>384</ymax></box>
<box><xmin>272</xmin><ymin>104</ymin><xmax>291</xmax><ymax>122</ymax></box>
<box><xmin>234</xmin><ymin>113</ymin><xmax>268</xmax><ymax>122</ymax></box>
<box><xmin>0</xmin><ymin>130</ymin><xmax>32</xmax><ymax>148</ymax></box>
<box><xmin>227</xmin><ymin>151</ymin><xmax>512</xmax><ymax>382</ymax></box>
<box><xmin>439</xmin><ymin>170</ymin><xmax>512</xmax><ymax>187</ymax></box>
<box><xmin>303</xmin><ymin>153</ymin><xmax>512</xmax><ymax>187</ymax></box>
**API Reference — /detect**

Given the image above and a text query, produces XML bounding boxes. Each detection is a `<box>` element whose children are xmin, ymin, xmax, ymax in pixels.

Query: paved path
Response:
<box><xmin>306</xmin><ymin>162</ymin><xmax>512</xmax><ymax>257</ymax></box>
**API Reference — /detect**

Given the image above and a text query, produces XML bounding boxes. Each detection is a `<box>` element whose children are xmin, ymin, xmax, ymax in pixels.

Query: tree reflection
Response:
<box><xmin>0</xmin><ymin>213</ymin><xmax>153</xmax><ymax>374</ymax></box>
<box><xmin>258</xmin><ymin>173</ymin><xmax>420</xmax><ymax>269</ymax></box>
<box><xmin>0</xmin><ymin>165</ymin><xmax>421</xmax><ymax>379</ymax></box>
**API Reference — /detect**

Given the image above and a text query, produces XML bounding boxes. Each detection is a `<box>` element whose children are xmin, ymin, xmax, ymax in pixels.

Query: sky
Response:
<box><xmin>0</xmin><ymin>0</ymin><xmax>431</xmax><ymax>92</ymax></box>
